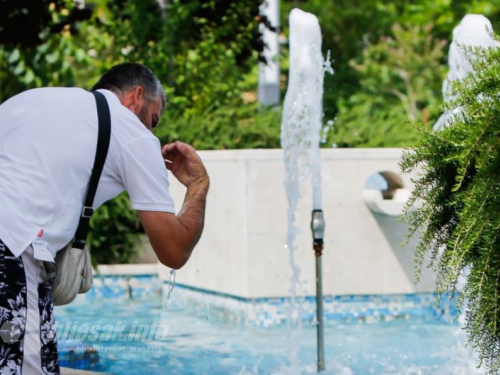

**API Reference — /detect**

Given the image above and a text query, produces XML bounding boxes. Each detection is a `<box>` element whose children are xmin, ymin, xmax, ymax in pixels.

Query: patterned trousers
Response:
<box><xmin>0</xmin><ymin>239</ymin><xmax>59</xmax><ymax>375</ymax></box>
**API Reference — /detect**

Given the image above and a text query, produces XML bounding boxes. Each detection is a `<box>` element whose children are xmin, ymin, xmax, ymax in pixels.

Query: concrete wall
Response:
<box><xmin>157</xmin><ymin>148</ymin><xmax>436</xmax><ymax>299</ymax></box>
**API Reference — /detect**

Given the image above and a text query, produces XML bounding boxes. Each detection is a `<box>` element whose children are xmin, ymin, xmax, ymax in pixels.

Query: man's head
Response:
<box><xmin>92</xmin><ymin>63</ymin><xmax>166</xmax><ymax>130</ymax></box>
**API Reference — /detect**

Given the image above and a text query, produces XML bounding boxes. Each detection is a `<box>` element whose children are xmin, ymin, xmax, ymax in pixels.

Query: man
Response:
<box><xmin>0</xmin><ymin>63</ymin><xmax>209</xmax><ymax>374</ymax></box>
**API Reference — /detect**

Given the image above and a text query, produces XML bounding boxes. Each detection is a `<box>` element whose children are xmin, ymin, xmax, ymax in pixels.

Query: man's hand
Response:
<box><xmin>162</xmin><ymin>141</ymin><xmax>208</xmax><ymax>188</ymax></box>
<box><xmin>138</xmin><ymin>141</ymin><xmax>209</xmax><ymax>269</ymax></box>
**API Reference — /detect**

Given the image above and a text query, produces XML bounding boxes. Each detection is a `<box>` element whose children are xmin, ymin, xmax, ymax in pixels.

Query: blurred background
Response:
<box><xmin>1</xmin><ymin>0</ymin><xmax>500</xmax><ymax>264</ymax></box>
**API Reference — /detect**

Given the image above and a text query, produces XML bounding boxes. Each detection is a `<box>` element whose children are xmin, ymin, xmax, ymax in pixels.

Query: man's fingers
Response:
<box><xmin>162</xmin><ymin>143</ymin><xmax>181</xmax><ymax>162</ymax></box>
<box><xmin>173</xmin><ymin>141</ymin><xmax>188</xmax><ymax>154</ymax></box>
<box><xmin>162</xmin><ymin>141</ymin><xmax>195</xmax><ymax>153</ymax></box>
<box><xmin>174</xmin><ymin>141</ymin><xmax>200</xmax><ymax>162</ymax></box>
<box><xmin>162</xmin><ymin>143</ymin><xmax>177</xmax><ymax>155</ymax></box>
<box><xmin>162</xmin><ymin>142</ymin><xmax>202</xmax><ymax>171</ymax></box>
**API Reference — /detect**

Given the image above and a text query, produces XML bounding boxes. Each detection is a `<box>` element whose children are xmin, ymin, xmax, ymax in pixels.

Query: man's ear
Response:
<box><xmin>131</xmin><ymin>85</ymin><xmax>145</xmax><ymax>103</ymax></box>
<box><xmin>120</xmin><ymin>86</ymin><xmax>144</xmax><ymax>113</ymax></box>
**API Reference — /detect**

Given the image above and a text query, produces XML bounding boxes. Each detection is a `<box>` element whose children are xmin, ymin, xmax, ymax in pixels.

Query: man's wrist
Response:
<box><xmin>178</xmin><ymin>175</ymin><xmax>209</xmax><ymax>230</ymax></box>
<box><xmin>188</xmin><ymin>175</ymin><xmax>210</xmax><ymax>195</ymax></box>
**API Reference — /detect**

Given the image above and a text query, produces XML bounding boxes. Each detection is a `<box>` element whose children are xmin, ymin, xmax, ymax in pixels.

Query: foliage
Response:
<box><xmin>0</xmin><ymin>0</ymin><xmax>93</xmax><ymax>102</ymax></box>
<box><xmin>162</xmin><ymin>0</ymin><xmax>264</xmax><ymax>115</ymax></box>
<box><xmin>0</xmin><ymin>0</ymin><xmax>266</xmax><ymax>110</ymax></box>
<box><xmin>91</xmin><ymin>0</ymin><xmax>264</xmax><ymax>116</ymax></box>
<box><xmin>88</xmin><ymin>193</ymin><xmax>141</xmax><ymax>265</ymax></box>
<box><xmin>400</xmin><ymin>43</ymin><xmax>500</xmax><ymax>373</ymax></box>
<box><xmin>154</xmin><ymin>103</ymin><xmax>281</xmax><ymax>150</ymax></box>
<box><xmin>281</xmin><ymin>0</ymin><xmax>500</xmax><ymax>120</ymax></box>
<box><xmin>328</xmin><ymin>95</ymin><xmax>417</xmax><ymax>148</ymax></box>
<box><xmin>325</xmin><ymin>23</ymin><xmax>447</xmax><ymax>148</ymax></box>
<box><xmin>0</xmin><ymin>0</ymin><xmax>91</xmax><ymax>48</ymax></box>
<box><xmin>351</xmin><ymin>24</ymin><xmax>446</xmax><ymax>121</ymax></box>
<box><xmin>282</xmin><ymin>0</ymin><xmax>404</xmax><ymax>115</ymax></box>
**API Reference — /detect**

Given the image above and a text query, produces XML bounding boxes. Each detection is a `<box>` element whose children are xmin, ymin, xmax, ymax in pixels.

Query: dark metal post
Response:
<box><xmin>311</xmin><ymin>209</ymin><xmax>325</xmax><ymax>372</ymax></box>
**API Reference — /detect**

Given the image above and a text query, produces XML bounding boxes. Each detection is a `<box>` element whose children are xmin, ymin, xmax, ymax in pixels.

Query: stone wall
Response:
<box><xmin>155</xmin><ymin>148</ymin><xmax>436</xmax><ymax>298</ymax></box>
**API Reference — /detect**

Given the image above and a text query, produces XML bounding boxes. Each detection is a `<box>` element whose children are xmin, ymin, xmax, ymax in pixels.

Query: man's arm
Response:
<box><xmin>138</xmin><ymin>141</ymin><xmax>209</xmax><ymax>269</ymax></box>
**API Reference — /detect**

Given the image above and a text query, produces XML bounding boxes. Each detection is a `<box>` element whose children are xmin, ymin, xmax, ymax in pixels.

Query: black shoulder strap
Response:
<box><xmin>73</xmin><ymin>91</ymin><xmax>111</xmax><ymax>249</ymax></box>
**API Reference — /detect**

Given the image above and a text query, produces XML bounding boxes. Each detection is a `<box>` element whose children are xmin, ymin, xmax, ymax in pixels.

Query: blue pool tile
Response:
<box><xmin>77</xmin><ymin>275</ymin><xmax>459</xmax><ymax>327</ymax></box>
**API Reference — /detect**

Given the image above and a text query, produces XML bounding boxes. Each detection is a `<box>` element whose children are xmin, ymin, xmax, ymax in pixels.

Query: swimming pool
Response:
<box><xmin>55</xmin><ymin>293</ymin><xmax>482</xmax><ymax>374</ymax></box>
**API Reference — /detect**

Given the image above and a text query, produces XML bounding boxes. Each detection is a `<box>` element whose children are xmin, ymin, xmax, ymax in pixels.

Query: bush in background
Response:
<box><xmin>88</xmin><ymin>193</ymin><xmax>141</xmax><ymax>265</ymax></box>
<box><xmin>155</xmin><ymin>104</ymin><xmax>281</xmax><ymax>150</ymax></box>
<box><xmin>326</xmin><ymin>23</ymin><xmax>447</xmax><ymax>148</ymax></box>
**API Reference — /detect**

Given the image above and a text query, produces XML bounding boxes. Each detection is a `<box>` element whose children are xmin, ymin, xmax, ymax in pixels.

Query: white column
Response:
<box><xmin>258</xmin><ymin>0</ymin><xmax>280</xmax><ymax>106</ymax></box>
<box><xmin>73</xmin><ymin>0</ymin><xmax>85</xmax><ymax>9</ymax></box>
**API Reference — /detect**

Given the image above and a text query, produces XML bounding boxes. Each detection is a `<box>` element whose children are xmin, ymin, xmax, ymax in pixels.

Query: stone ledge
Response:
<box><xmin>96</xmin><ymin>263</ymin><xmax>160</xmax><ymax>276</ymax></box>
<box><xmin>196</xmin><ymin>148</ymin><xmax>404</xmax><ymax>161</ymax></box>
<box><xmin>61</xmin><ymin>368</ymin><xmax>107</xmax><ymax>375</ymax></box>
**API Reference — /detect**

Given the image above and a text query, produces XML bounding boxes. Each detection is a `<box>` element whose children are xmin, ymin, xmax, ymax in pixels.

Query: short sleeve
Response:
<box><xmin>118</xmin><ymin>136</ymin><xmax>175</xmax><ymax>213</ymax></box>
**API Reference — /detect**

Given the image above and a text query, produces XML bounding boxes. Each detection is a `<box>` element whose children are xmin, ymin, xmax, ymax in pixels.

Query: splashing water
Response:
<box><xmin>433</xmin><ymin>14</ymin><xmax>498</xmax><ymax>131</ymax></box>
<box><xmin>281</xmin><ymin>8</ymin><xmax>332</xmax><ymax>373</ymax></box>
<box><xmin>163</xmin><ymin>269</ymin><xmax>176</xmax><ymax>311</ymax></box>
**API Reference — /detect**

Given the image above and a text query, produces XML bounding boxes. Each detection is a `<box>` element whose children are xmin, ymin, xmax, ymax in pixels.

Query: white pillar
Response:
<box><xmin>73</xmin><ymin>0</ymin><xmax>85</xmax><ymax>9</ymax></box>
<box><xmin>258</xmin><ymin>0</ymin><xmax>280</xmax><ymax>106</ymax></box>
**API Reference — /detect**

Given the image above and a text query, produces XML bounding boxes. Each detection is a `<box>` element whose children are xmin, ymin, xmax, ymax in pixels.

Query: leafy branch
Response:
<box><xmin>401</xmin><ymin>41</ymin><xmax>500</xmax><ymax>373</ymax></box>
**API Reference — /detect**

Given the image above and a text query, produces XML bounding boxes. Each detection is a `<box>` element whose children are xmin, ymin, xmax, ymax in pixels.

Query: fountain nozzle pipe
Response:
<box><xmin>311</xmin><ymin>209</ymin><xmax>325</xmax><ymax>372</ymax></box>
<box><xmin>311</xmin><ymin>209</ymin><xmax>325</xmax><ymax>249</ymax></box>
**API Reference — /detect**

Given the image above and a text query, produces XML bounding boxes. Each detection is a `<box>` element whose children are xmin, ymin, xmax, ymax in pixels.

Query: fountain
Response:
<box><xmin>281</xmin><ymin>8</ymin><xmax>333</xmax><ymax>373</ymax></box>
<box><xmin>433</xmin><ymin>14</ymin><xmax>497</xmax><ymax>131</ymax></box>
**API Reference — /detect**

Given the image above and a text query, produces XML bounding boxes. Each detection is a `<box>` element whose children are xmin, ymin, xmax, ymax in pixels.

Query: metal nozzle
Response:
<box><xmin>311</xmin><ymin>209</ymin><xmax>325</xmax><ymax>244</ymax></box>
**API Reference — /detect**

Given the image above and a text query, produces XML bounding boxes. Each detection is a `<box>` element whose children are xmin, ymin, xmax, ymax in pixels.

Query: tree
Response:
<box><xmin>0</xmin><ymin>0</ymin><xmax>92</xmax><ymax>102</ymax></box>
<box><xmin>0</xmin><ymin>0</ymin><xmax>91</xmax><ymax>48</ymax></box>
<box><xmin>280</xmin><ymin>0</ymin><xmax>500</xmax><ymax>120</ymax></box>
<box><xmin>324</xmin><ymin>23</ymin><xmax>447</xmax><ymax>148</ymax></box>
<box><xmin>90</xmin><ymin>0</ymin><xmax>266</xmax><ymax>115</ymax></box>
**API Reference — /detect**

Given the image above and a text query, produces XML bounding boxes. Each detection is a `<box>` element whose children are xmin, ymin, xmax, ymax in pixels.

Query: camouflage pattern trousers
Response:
<box><xmin>0</xmin><ymin>239</ymin><xmax>59</xmax><ymax>375</ymax></box>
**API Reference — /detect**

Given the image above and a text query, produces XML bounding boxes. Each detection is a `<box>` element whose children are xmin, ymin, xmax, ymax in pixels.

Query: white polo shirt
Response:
<box><xmin>0</xmin><ymin>88</ymin><xmax>175</xmax><ymax>261</ymax></box>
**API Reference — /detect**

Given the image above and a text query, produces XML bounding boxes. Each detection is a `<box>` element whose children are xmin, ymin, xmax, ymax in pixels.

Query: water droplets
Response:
<box><xmin>323</xmin><ymin>50</ymin><xmax>334</xmax><ymax>75</ymax></box>
<box><xmin>163</xmin><ymin>269</ymin><xmax>176</xmax><ymax>311</ymax></box>
<box><xmin>321</xmin><ymin>118</ymin><xmax>336</xmax><ymax>144</ymax></box>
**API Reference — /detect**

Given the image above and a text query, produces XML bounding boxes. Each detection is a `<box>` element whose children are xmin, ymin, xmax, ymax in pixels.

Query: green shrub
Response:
<box><xmin>328</xmin><ymin>95</ymin><xmax>419</xmax><ymax>148</ymax></box>
<box><xmin>88</xmin><ymin>193</ymin><xmax>141</xmax><ymax>265</ymax></box>
<box><xmin>401</xmin><ymin>42</ymin><xmax>500</xmax><ymax>373</ymax></box>
<box><xmin>324</xmin><ymin>23</ymin><xmax>447</xmax><ymax>148</ymax></box>
<box><xmin>154</xmin><ymin>103</ymin><xmax>282</xmax><ymax>150</ymax></box>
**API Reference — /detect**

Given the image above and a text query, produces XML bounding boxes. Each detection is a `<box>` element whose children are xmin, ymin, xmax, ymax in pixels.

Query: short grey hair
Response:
<box><xmin>92</xmin><ymin>63</ymin><xmax>166</xmax><ymax>112</ymax></box>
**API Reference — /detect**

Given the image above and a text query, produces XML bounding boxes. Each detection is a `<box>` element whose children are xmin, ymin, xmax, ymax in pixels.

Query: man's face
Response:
<box><xmin>137</xmin><ymin>95</ymin><xmax>163</xmax><ymax>130</ymax></box>
<box><xmin>120</xmin><ymin>86</ymin><xmax>163</xmax><ymax>131</ymax></box>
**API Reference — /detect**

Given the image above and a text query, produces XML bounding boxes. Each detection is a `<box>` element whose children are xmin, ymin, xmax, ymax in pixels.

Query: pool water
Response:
<box><xmin>55</xmin><ymin>296</ymin><xmax>482</xmax><ymax>374</ymax></box>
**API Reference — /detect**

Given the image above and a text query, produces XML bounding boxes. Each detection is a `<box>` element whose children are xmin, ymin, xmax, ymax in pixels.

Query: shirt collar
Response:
<box><xmin>96</xmin><ymin>89</ymin><xmax>121</xmax><ymax>106</ymax></box>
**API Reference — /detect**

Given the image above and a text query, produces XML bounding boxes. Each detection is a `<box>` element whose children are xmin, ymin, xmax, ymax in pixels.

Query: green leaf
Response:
<box><xmin>7</xmin><ymin>49</ymin><xmax>20</xmax><ymax>64</ymax></box>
